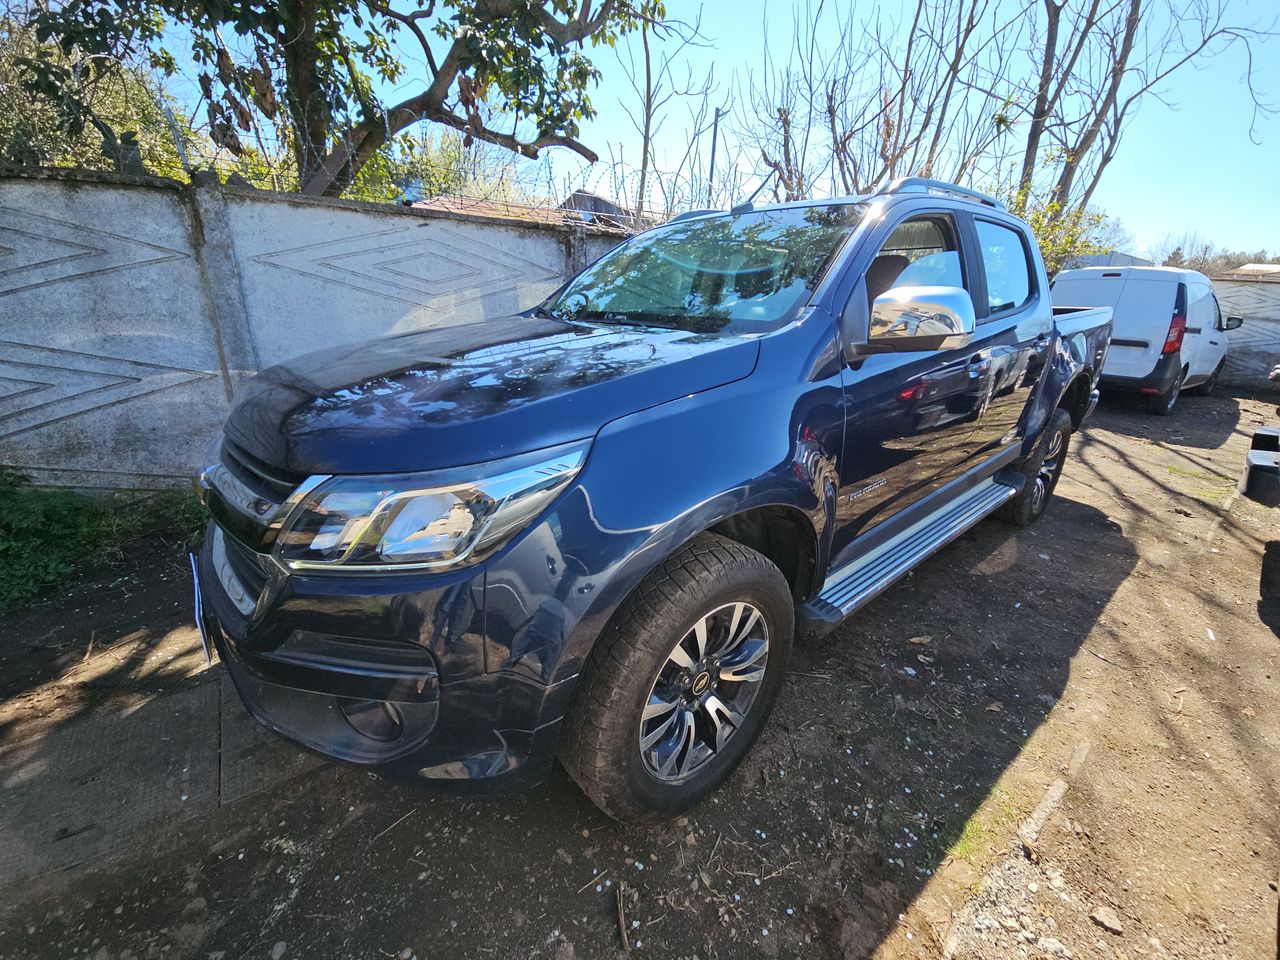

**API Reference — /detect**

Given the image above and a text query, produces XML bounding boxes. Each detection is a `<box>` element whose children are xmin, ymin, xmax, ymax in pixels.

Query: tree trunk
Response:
<box><xmin>1051</xmin><ymin>0</ymin><xmax>1141</xmax><ymax>208</ymax></box>
<box><xmin>278</xmin><ymin>0</ymin><xmax>330</xmax><ymax>186</ymax></box>
<box><xmin>635</xmin><ymin>21</ymin><xmax>653</xmax><ymax>221</ymax></box>
<box><xmin>1018</xmin><ymin>0</ymin><xmax>1062</xmax><ymax>195</ymax></box>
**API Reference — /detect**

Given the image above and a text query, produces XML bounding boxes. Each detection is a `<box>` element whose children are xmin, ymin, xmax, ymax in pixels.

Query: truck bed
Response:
<box><xmin>1052</xmin><ymin>304</ymin><xmax>1113</xmax><ymax>339</ymax></box>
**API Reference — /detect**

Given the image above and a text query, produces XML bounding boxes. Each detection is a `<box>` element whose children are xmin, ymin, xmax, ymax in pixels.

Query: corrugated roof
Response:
<box><xmin>410</xmin><ymin>195</ymin><xmax>630</xmax><ymax>233</ymax></box>
<box><xmin>1215</xmin><ymin>263</ymin><xmax>1280</xmax><ymax>282</ymax></box>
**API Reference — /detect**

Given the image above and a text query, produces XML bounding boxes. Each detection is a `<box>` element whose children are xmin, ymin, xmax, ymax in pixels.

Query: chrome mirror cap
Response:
<box><xmin>861</xmin><ymin>285</ymin><xmax>977</xmax><ymax>353</ymax></box>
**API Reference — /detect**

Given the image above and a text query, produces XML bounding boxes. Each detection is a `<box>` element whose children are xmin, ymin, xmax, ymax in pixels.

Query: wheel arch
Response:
<box><xmin>1058</xmin><ymin>373</ymin><xmax>1093</xmax><ymax>428</ymax></box>
<box><xmin>707</xmin><ymin>503</ymin><xmax>821</xmax><ymax>604</ymax></box>
<box><xmin>556</xmin><ymin>494</ymin><xmax>825</xmax><ymax>687</ymax></box>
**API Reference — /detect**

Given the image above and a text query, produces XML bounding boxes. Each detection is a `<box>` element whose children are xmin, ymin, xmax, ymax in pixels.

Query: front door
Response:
<box><xmin>1202</xmin><ymin>293</ymin><xmax>1229</xmax><ymax>379</ymax></box>
<box><xmin>830</xmin><ymin>212</ymin><xmax>993</xmax><ymax>564</ymax></box>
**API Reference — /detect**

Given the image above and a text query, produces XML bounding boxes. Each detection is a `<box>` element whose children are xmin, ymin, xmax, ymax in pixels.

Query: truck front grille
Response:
<box><xmin>210</xmin><ymin>524</ymin><xmax>268</xmax><ymax>616</ymax></box>
<box><xmin>220</xmin><ymin>437</ymin><xmax>305</xmax><ymax>508</ymax></box>
<box><xmin>202</xmin><ymin>435</ymin><xmax>312</xmax><ymax>552</ymax></box>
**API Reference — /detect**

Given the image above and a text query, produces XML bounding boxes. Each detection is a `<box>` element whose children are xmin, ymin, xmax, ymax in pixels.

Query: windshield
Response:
<box><xmin>546</xmin><ymin>203</ymin><xmax>867</xmax><ymax>335</ymax></box>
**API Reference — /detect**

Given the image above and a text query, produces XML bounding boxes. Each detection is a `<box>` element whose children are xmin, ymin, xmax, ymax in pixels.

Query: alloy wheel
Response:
<box><xmin>1031</xmin><ymin>429</ymin><xmax>1065</xmax><ymax>514</ymax></box>
<box><xmin>638</xmin><ymin>601</ymin><xmax>770</xmax><ymax>782</ymax></box>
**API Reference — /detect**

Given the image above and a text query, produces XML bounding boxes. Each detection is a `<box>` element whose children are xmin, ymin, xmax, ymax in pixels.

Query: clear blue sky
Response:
<box><xmin>540</xmin><ymin>0</ymin><xmax>1280</xmax><ymax>255</ymax></box>
<box><xmin>170</xmin><ymin>0</ymin><xmax>1277</xmax><ymax>253</ymax></box>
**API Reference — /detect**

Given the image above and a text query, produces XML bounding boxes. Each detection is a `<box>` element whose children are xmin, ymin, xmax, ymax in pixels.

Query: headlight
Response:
<box><xmin>275</xmin><ymin>441</ymin><xmax>589</xmax><ymax>572</ymax></box>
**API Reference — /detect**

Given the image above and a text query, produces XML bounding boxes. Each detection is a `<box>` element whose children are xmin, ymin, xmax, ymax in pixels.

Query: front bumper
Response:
<box><xmin>196</xmin><ymin>526</ymin><xmax>575</xmax><ymax>791</ymax></box>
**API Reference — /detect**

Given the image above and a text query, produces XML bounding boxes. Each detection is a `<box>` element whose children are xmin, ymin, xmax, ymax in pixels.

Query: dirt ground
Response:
<box><xmin>1</xmin><ymin>391</ymin><xmax>1277</xmax><ymax>960</ymax></box>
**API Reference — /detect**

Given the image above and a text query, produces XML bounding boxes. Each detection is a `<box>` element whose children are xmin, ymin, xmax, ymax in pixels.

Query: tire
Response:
<box><xmin>1186</xmin><ymin>361</ymin><xmax>1222</xmax><ymax>396</ymax></box>
<box><xmin>559</xmin><ymin>534</ymin><xmax>793</xmax><ymax>821</ymax></box>
<box><xmin>997</xmin><ymin>408</ymin><xmax>1073</xmax><ymax>528</ymax></box>
<box><xmin>1145</xmin><ymin>372</ymin><xmax>1182</xmax><ymax>415</ymax></box>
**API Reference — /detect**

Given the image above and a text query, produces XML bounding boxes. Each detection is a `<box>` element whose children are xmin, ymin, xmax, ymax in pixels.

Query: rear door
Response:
<box><xmin>960</xmin><ymin>216</ymin><xmax>1054</xmax><ymax>461</ymax></box>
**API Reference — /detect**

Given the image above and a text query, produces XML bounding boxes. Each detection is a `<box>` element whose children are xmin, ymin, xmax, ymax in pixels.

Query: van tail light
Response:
<box><xmin>1162</xmin><ymin>283</ymin><xmax>1187</xmax><ymax>355</ymax></box>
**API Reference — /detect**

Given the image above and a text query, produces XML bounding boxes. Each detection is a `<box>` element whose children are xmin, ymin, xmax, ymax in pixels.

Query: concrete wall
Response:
<box><xmin>1214</xmin><ymin>279</ymin><xmax>1280</xmax><ymax>389</ymax></box>
<box><xmin>0</xmin><ymin>169</ymin><xmax>622</xmax><ymax>490</ymax></box>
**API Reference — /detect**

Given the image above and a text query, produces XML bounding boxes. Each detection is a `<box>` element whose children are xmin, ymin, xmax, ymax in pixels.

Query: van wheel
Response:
<box><xmin>1146</xmin><ymin>374</ymin><xmax>1182</xmax><ymax>415</ymax></box>
<box><xmin>559</xmin><ymin>534</ymin><xmax>793</xmax><ymax>821</ymax></box>
<box><xmin>997</xmin><ymin>408</ymin><xmax>1072</xmax><ymax>528</ymax></box>
<box><xmin>1186</xmin><ymin>361</ymin><xmax>1222</xmax><ymax>396</ymax></box>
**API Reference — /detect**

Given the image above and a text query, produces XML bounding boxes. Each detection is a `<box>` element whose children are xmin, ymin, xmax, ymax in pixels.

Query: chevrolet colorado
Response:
<box><xmin>195</xmin><ymin>178</ymin><xmax>1112</xmax><ymax>820</ymax></box>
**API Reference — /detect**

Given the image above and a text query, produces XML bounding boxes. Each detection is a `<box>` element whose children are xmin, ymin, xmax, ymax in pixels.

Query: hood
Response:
<box><xmin>225</xmin><ymin>315</ymin><xmax>760</xmax><ymax>475</ymax></box>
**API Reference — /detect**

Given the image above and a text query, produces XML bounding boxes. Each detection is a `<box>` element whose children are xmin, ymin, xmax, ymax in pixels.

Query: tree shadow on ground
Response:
<box><xmin>0</xmin><ymin>494</ymin><xmax>1138</xmax><ymax>960</ymax></box>
<box><xmin>0</xmin><ymin>534</ymin><xmax>198</xmax><ymax>712</ymax></box>
<box><xmin>1096</xmin><ymin>392</ymin><xmax>1244</xmax><ymax>452</ymax></box>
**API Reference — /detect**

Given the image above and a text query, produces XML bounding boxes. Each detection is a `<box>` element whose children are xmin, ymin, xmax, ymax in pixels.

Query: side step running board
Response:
<box><xmin>803</xmin><ymin>479</ymin><xmax>1016</xmax><ymax>632</ymax></box>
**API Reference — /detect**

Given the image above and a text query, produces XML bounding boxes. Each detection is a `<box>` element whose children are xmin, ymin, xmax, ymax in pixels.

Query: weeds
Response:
<box><xmin>938</xmin><ymin>786</ymin><xmax>1021</xmax><ymax>863</ymax></box>
<box><xmin>0</xmin><ymin>469</ymin><xmax>206</xmax><ymax>610</ymax></box>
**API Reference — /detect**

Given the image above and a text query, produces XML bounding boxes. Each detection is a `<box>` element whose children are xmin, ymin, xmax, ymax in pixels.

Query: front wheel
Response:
<box><xmin>559</xmin><ymin>534</ymin><xmax>793</xmax><ymax>821</ymax></box>
<box><xmin>997</xmin><ymin>408</ymin><xmax>1073</xmax><ymax>528</ymax></box>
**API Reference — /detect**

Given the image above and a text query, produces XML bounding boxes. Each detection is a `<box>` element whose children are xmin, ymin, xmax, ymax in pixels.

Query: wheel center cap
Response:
<box><xmin>691</xmin><ymin>671</ymin><xmax>712</xmax><ymax>696</ymax></box>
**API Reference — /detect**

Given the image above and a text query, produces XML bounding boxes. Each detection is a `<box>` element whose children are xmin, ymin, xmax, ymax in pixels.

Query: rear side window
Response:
<box><xmin>975</xmin><ymin>220</ymin><xmax>1034</xmax><ymax>315</ymax></box>
<box><xmin>1187</xmin><ymin>283</ymin><xmax>1214</xmax><ymax>331</ymax></box>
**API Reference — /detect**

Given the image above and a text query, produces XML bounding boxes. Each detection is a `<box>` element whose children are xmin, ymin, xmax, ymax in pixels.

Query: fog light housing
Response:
<box><xmin>339</xmin><ymin>698</ymin><xmax>403</xmax><ymax>742</ymax></box>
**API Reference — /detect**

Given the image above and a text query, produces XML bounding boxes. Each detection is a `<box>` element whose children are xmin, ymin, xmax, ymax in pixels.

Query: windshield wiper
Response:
<box><xmin>570</xmin><ymin>311</ymin><xmax>682</xmax><ymax>330</ymax></box>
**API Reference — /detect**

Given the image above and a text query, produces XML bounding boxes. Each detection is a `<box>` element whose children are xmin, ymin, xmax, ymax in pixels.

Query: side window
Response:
<box><xmin>1212</xmin><ymin>294</ymin><xmax>1223</xmax><ymax>331</ymax></box>
<box><xmin>975</xmin><ymin>220</ymin><xmax>1034</xmax><ymax>316</ymax></box>
<box><xmin>1187</xmin><ymin>284</ymin><xmax>1214</xmax><ymax>331</ymax></box>
<box><xmin>865</xmin><ymin>215</ymin><xmax>965</xmax><ymax>311</ymax></box>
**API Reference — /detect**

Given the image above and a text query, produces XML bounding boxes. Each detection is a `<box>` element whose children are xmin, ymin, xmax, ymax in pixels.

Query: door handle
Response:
<box><xmin>1034</xmin><ymin>333</ymin><xmax>1050</xmax><ymax>352</ymax></box>
<box><xmin>966</xmin><ymin>355</ymin><xmax>992</xmax><ymax>379</ymax></box>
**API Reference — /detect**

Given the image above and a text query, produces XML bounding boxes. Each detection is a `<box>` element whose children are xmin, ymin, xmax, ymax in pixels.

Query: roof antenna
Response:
<box><xmin>730</xmin><ymin>171</ymin><xmax>777</xmax><ymax>214</ymax></box>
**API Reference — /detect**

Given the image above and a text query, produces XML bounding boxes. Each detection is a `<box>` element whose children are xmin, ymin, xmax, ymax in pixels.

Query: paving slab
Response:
<box><xmin>0</xmin><ymin>668</ymin><xmax>323</xmax><ymax>889</ymax></box>
<box><xmin>218</xmin><ymin>672</ymin><xmax>324</xmax><ymax>805</ymax></box>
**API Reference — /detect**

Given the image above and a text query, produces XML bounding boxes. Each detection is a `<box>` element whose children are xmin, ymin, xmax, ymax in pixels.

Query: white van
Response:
<box><xmin>1051</xmin><ymin>266</ymin><xmax>1242</xmax><ymax>415</ymax></box>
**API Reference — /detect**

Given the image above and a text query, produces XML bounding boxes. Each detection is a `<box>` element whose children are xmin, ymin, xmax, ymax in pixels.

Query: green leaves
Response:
<box><xmin>20</xmin><ymin>1</ymin><xmax>658</xmax><ymax>191</ymax></box>
<box><xmin>0</xmin><ymin>469</ymin><xmax>206</xmax><ymax>611</ymax></box>
<box><xmin>996</xmin><ymin>184</ymin><xmax>1111</xmax><ymax>275</ymax></box>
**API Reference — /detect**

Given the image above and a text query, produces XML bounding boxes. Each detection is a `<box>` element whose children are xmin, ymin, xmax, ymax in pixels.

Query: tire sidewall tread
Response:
<box><xmin>997</xmin><ymin>408</ymin><xmax>1073</xmax><ymax>527</ymax></box>
<box><xmin>558</xmin><ymin>534</ymin><xmax>794</xmax><ymax>821</ymax></box>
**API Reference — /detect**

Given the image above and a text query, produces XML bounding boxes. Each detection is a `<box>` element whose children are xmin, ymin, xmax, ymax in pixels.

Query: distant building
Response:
<box><xmin>1216</xmin><ymin>262</ymin><xmax>1280</xmax><ymax>283</ymax></box>
<box><xmin>1212</xmin><ymin>263</ymin><xmax>1280</xmax><ymax>388</ymax></box>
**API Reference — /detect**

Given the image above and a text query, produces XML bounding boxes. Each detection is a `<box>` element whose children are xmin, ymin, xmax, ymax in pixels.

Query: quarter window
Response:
<box><xmin>975</xmin><ymin>220</ymin><xmax>1034</xmax><ymax>315</ymax></box>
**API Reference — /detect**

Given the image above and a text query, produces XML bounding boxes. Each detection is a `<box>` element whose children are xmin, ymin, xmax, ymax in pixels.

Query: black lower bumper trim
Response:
<box><xmin>1100</xmin><ymin>351</ymin><xmax>1182</xmax><ymax>394</ymax></box>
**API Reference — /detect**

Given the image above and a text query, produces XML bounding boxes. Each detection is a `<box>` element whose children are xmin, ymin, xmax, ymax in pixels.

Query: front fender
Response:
<box><xmin>481</xmin><ymin>317</ymin><xmax>845</xmax><ymax>696</ymax></box>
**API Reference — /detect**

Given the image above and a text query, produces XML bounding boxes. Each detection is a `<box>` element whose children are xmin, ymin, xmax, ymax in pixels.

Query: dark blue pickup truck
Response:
<box><xmin>195</xmin><ymin>178</ymin><xmax>1111</xmax><ymax>820</ymax></box>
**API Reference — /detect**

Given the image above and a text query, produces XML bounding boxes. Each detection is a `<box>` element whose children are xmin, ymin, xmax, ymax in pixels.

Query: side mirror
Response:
<box><xmin>851</xmin><ymin>285</ymin><xmax>976</xmax><ymax>355</ymax></box>
<box><xmin>1224</xmin><ymin>315</ymin><xmax>1244</xmax><ymax>331</ymax></box>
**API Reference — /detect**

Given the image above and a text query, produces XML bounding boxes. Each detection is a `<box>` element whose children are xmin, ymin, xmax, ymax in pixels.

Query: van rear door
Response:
<box><xmin>1052</xmin><ymin>270</ymin><xmax>1178</xmax><ymax>380</ymax></box>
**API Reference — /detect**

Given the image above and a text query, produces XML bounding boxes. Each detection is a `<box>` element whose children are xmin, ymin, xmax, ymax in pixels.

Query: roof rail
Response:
<box><xmin>668</xmin><ymin>208</ymin><xmax>722</xmax><ymax>223</ymax></box>
<box><xmin>880</xmin><ymin>177</ymin><xmax>1006</xmax><ymax>211</ymax></box>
